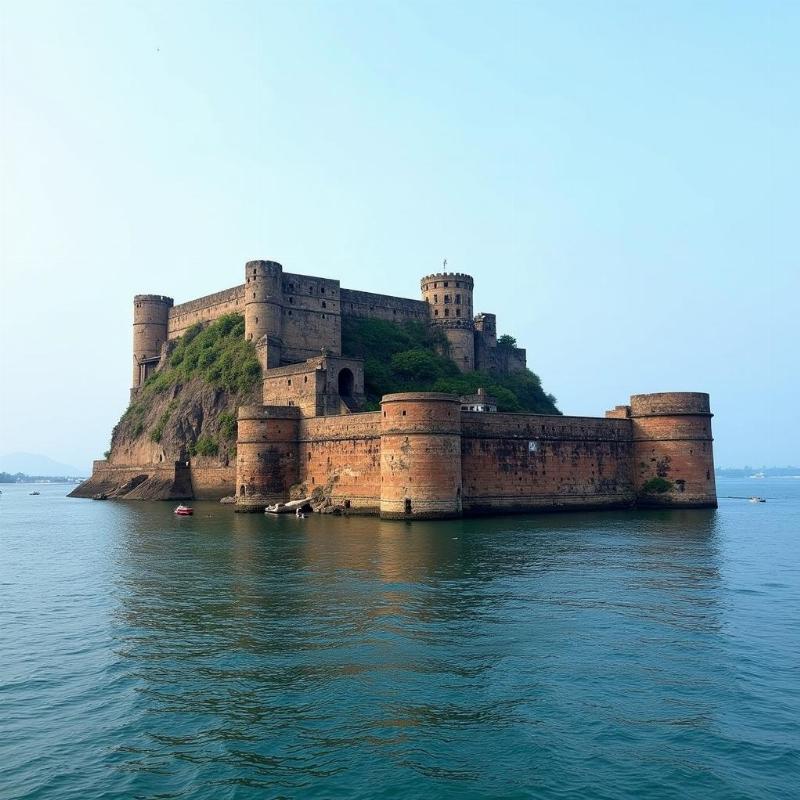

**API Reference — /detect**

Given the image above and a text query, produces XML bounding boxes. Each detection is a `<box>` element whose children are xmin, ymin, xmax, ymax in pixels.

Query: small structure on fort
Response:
<box><xmin>72</xmin><ymin>260</ymin><xmax>717</xmax><ymax>516</ymax></box>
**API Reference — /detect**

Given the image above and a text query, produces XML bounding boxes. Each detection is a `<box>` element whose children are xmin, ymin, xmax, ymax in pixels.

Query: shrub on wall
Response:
<box><xmin>218</xmin><ymin>412</ymin><xmax>237</xmax><ymax>440</ymax></box>
<box><xmin>191</xmin><ymin>436</ymin><xmax>219</xmax><ymax>457</ymax></box>
<box><xmin>641</xmin><ymin>477</ymin><xmax>674</xmax><ymax>494</ymax></box>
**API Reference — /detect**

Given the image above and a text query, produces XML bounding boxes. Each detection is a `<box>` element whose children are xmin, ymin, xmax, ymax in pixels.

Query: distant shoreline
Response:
<box><xmin>716</xmin><ymin>468</ymin><xmax>800</xmax><ymax>478</ymax></box>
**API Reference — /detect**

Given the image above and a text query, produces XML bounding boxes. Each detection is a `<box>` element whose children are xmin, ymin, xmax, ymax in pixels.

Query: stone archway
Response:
<box><xmin>337</xmin><ymin>368</ymin><xmax>354</xmax><ymax>398</ymax></box>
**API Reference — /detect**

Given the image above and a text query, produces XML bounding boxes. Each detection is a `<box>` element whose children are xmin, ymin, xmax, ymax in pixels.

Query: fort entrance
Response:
<box><xmin>338</xmin><ymin>368</ymin><xmax>354</xmax><ymax>399</ymax></box>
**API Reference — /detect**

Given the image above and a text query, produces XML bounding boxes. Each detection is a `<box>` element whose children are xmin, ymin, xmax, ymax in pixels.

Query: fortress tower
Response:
<box><xmin>244</xmin><ymin>260</ymin><xmax>284</xmax><ymax>370</ymax></box>
<box><xmin>380</xmin><ymin>393</ymin><xmax>463</xmax><ymax>518</ymax></box>
<box><xmin>235</xmin><ymin>405</ymin><xmax>300</xmax><ymax>512</ymax></box>
<box><xmin>421</xmin><ymin>272</ymin><xmax>475</xmax><ymax>371</ymax></box>
<box><xmin>630</xmin><ymin>392</ymin><xmax>717</xmax><ymax>508</ymax></box>
<box><xmin>131</xmin><ymin>294</ymin><xmax>173</xmax><ymax>391</ymax></box>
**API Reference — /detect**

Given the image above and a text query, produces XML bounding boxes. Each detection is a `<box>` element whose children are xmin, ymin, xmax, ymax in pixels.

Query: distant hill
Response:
<box><xmin>0</xmin><ymin>452</ymin><xmax>86</xmax><ymax>477</ymax></box>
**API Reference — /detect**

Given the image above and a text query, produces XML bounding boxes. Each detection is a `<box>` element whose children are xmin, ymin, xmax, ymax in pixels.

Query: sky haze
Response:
<box><xmin>1</xmin><ymin>0</ymin><xmax>797</xmax><ymax>471</ymax></box>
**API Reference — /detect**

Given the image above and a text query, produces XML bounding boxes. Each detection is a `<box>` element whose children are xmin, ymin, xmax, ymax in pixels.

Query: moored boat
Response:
<box><xmin>174</xmin><ymin>505</ymin><xmax>194</xmax><ymax>516</ymax></box>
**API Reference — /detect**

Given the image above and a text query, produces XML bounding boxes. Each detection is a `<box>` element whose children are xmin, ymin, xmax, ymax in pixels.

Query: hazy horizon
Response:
<box><xmin>1</xmin><ymin>1</ymin><xmax>797</xmax><ymax>469</ymax></box>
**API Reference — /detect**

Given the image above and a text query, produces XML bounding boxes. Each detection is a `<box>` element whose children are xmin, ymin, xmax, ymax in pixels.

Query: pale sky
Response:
<box><xmin>1</xmin><ymin>0</ymin><xmax>797</xmax><ymax>472</ymax></box>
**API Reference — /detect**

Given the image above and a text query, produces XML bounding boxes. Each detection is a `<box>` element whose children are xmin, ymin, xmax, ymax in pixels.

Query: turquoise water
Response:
<box><xmin>1</xmin><ymin>480</ymin><xmax>798</xmax><ymax>799</ymax></box>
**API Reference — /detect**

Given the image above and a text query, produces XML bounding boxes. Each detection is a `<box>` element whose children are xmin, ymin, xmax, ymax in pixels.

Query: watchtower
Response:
<box><xmin>420</xmin><ymin>271</ymin><xmax>475</xmax><ymax>371</ymax></box>
<box><xmin>630</xmin><ymin>392</ymin><xmax>717</xmax><ymax>508</ymax></box>
<box><xmin>244</xmin><ymin>260</ymin><xmax>283</xmax><ymax>370</ymax></box>
<box><xmin>131</xmin><ymin>294</ymin><xmax>173</xmax><ymax>391</ymax></box>
<box><xmin>380</xmin><ymin>392</ymin><xmax>463</xmax><ymax>519</ymax></box>
<box><xmin>235</xmin><ymin>405</ymin><xmax>300</xmax><ymax>512</ymax></box>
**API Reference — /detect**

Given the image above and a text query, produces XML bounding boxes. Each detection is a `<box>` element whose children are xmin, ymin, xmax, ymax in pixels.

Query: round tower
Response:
<box><xmin>630</xmin><ymin>392</ymin><xmax>717</xmax><ymax>508</ymax></box>
<box><xmin>421</xmin><ymin>272</ymin><xmax>475</xmax><ymax>371</ymax></box>
<box><xmin>380</xmin><ymin>392</ymin><xmax>463</xmax><ymax>519</ymax></box>
<box><xmin>132</xmin><ymin>294</ymin><xmax>173</xmax><ymax>390</ymax></box>
<box><xmin>244</xmin><ymin>260</ymin><xmax>283</xmax><ymax>368</ymax></box>
<box><xmin>235</xmin><ymin>405</ymin><xmax>300</xmax><ymax>512</ymax></box>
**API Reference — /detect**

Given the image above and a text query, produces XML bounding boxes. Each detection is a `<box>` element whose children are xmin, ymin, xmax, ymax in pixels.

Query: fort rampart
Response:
<box><xmin>91</xmin><ymin>259</ymin><xmax>719</xmax><ymax>517</ymax></box>
<box><xmin>230</xmin><ymin>391</ymin><xmax>715</xmax><ymax>517</ymax></box>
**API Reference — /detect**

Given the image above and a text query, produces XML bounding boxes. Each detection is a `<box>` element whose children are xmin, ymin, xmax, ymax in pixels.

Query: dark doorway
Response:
<box><xmin>404</xmin><ymin>498</ymin><xmax>412</xmax><ymax>515</ymax></box>
<box><xmin>338</xmin><ymin>368</ymin><xmax>354</xmax><ymax>398</ymax></box>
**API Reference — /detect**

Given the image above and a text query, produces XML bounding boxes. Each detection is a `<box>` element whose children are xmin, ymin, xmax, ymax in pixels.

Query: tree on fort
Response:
<box><xmin>341</xmin><ymin>317</ymin><xmax>559</xmax><ymax>414</ymax></box>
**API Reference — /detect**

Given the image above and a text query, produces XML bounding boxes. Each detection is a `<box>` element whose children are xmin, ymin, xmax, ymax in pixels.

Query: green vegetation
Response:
<box><xmin>497</xmin><ymin>334</ymin><xmax>517</xmax><ymax>349</ymax></box>
<box><xmin>641</xmin><ymin>477</ymin><xmax>674</xmax><ymax>494</ymax></box>
<box><xmin>191</xmin><ymin>436</ymin><xmax>219</xmax><ymax>457</ymax></box>
<box><xmin>150</xmin><ymin>400</ymin><xmax>178</xmax><ymax>443</ymax></box>
<box><xmin>119</xmin><ymin>314</ymin><xmax>260</xmax><ymax>442</ymax></box>
<box><xmin>164</xmin><ymin>314</ymin><xmax>260</xmax><ymax>395</ymax></box>
<box><xmin>218</xmin><ymin>411</ymin><xmax>237</xmax><ymax>441</ymax></box>
<box><xmin>341</xmin><ymin>317</ymin><xmax>559</xmax><ymax>414</ymax></box>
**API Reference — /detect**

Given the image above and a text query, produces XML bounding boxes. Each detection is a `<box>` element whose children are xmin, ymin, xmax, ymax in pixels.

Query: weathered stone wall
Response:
<box><xmin>340</xmin><ymin>288</ymin><xmax>428</xmax><ymax>322</ymax></box>
<box><xmin>630</xmin><ymin>392</ymin><xmax>717</xmax><ymax>508</ymax></box>
<box><xmin>380</xmin><ymin>393</ymin><xmax>463</xmax><ymax>518</ymax></box>
<box><xmin>235</xmin><ymin>405</ymin><xmax>301</xmax><ymax>511</ymax></box>
<box><xmin>262</xmin><ymin>359</ymin><xmax>327</xmax><ymax>417</ymax></box>
<box><xmin>298</xmin><ymin>413</ymin><xmax>383</xmax><ymax>512</ymax></box>
<box><xmin>168</xmin><ymin>285</ymin><xmax>245</xmax><ymax>338</ymax></box>
<box><xmin>280</xmin><ymin>272</ymin><xmax>342</xmax><ymax>361</ymax></box>
<box><xmin>460</xmin><ymin>413</ymin><xmax>635</xmax><ymax>514</ymax></box>
<box><xmin>68</xmin><ymin>460</ymin><xmax>192</xmax><ymax>500</ymax></box>
<box><xmin>188</xmin><ymin>464</ymin><xmax>237</xmax><ymax>499</ymax></box>
<box><xmin>132</xmin><ymin>295</ymin><xmax>173</xmax><ymax>389</ymax></box>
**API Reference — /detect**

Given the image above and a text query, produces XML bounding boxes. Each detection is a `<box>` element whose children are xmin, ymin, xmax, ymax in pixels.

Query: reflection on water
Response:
<box><xmin>1</xmin><ymin>482</ymin><xmax>798</xmax><ymax>800</ymax></box>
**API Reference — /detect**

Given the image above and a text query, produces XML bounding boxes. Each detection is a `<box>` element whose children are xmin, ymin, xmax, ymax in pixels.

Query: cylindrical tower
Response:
<box><xmin>235</xmin><ymin>405</ymin><xmax>300</xmax><ymax>512</ymax></box>
<box><xmin>630</xmin><ymin>392</ymin><xmax>717</xmax><ymax>508</ymax></box>
<box><xmin>421</xmin><ymin>272</ymin><xmax>475</xmax><ymax>371</ymax></box>
<box><xmin>380</xmin><ymin>392</ymin><xmax>463</xmax><ymax>519</ymax></box>
<box><xmin>244</xmin><ymin>260</ymin><xmax>283</xmax><ymax>368</ymax></box>
<box><xmin>132</xmin><ymin>294</ymin><xmax>173</xmax><ymax>390</ymax></box>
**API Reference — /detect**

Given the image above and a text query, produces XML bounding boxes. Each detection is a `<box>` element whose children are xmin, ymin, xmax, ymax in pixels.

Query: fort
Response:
<box><xmin>73</xmin><ymin>260</ymin><xmax>717</xmax><ymax>516</ymax></box>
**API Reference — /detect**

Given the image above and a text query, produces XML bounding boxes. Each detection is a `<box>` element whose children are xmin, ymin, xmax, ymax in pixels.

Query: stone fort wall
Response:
<box><xmin>231</xmin><ymin>391</ymin><xmax>715</xmax><ymax>516</ymax></box>
<box><xmin>133</xmin><ymin>260</ymin><xmax>522</xmax><ymax>392</ymax></box>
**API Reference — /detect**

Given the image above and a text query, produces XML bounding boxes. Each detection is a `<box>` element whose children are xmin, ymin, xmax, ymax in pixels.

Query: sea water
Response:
<box><xmin>1</xmin><ymin>478</ymin><xmax>798</xmax><ymax>799</ymax></box>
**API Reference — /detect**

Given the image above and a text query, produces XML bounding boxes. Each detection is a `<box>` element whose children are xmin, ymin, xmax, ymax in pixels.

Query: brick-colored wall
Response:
<box><xmin>280</xmin><ymin>272</ymin><xmax>342</xmax><ymax>360</ymax></box>
<box><xmin>189</xmin><ymin>464</ymin><xmax>236</xmax><ymax>499</ymax></box>
<box><xmin>340</xmin><ymin>288</ymin><xmax>428</xmax><ymax>322</ymax></box>
<box><xmin>380</xmin><ymin>393</ymin><xmax>463</xmax><ymax>518</ymax></box>
<box><xmin>461</xmin><ymin>413</ymin><xmax>634</xmax><ymax>513</ymax></box>
<box><xmin>630</xmin><ymin>392</ymin><xmax>716</xmax><ymax>507</ymax></box>
<box><xmin>168</xmin><ymin>285</ymin><xmax>245</xmax><ymax>338</ymax></box>
<box><xmin>299</xmin><ymin>413</ymin><xmax>382</xmax><ymax>512</ymax></box>
<box><xmin>236</xmin><ymin>405</ymin><xmax>300</xmax><ymax>511</ymax></box>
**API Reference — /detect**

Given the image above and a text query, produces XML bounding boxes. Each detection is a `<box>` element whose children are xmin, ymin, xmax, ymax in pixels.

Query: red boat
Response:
<box><xmin>174</xmin><ymin>505</ymin><xmax>194</xmax><ymax>516</ymax></box>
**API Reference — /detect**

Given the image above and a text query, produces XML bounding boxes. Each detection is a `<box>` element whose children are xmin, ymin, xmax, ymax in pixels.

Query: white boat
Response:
<box><xmin>749</xmin><ymin>496</ymin><xmax>766</xmax><ymax>503</ymax></box>
<box><xmin>749</xmin><ymin>472</ymin><xmax>765</xmax><ymax>479</ymax></box>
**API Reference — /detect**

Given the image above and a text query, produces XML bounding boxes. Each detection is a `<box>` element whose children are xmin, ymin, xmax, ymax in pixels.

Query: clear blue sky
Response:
<box><xmin>1</xmin><ymin>0</ymin><xmax>797</xmax><ymax>471</ymax></box>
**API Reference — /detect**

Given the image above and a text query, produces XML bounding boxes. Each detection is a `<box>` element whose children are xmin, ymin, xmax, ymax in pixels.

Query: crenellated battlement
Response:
<box><xmin>134</xmin><ymin>294</ymin><xmax>174</xmax><ymax>306</ymax></box>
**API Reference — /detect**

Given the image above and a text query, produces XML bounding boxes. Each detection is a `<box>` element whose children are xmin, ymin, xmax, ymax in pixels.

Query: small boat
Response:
<box><xmin>174</xmin><ymin>505</ymin><xmax>194</xmax><ymax>516</ymax></box>
<box><xmin>29</xmin><ymin>491</ymin><xmax>40</xmax><ymax>496</ymax></box>
<box><xmin>749</xmin><ymin>496</ymin><xmax>766</xmax><ymax>503</ymax></box>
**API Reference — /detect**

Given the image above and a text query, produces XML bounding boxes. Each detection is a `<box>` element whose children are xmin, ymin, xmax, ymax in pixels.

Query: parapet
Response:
<box><xmin>237</xmin><ymin>405</ymin><xmax>301</xmax><ymax>421</ymax></box>
<box><xmin>420</xmin><ymin>272</ymin><xmax>474</xmax><ymax>289</ymax></box>
<box><xmin>630</xmin><ymin>392</ymin><xmax>711</xmax><ymax>417</ymax></box>
<box><xmin>134</xmin><ymin>294</ymin><xmax>174</xmax><ymax>307</ymax></box>
<box><xmin>381</xmin><ymin>391</ymin><xmax>461</xmax><ymax>403</ymax></box>
<box><xmin>245</xmin><ymin>259</ymin><xmax>283</xmax><ymax>276</ymax></box>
